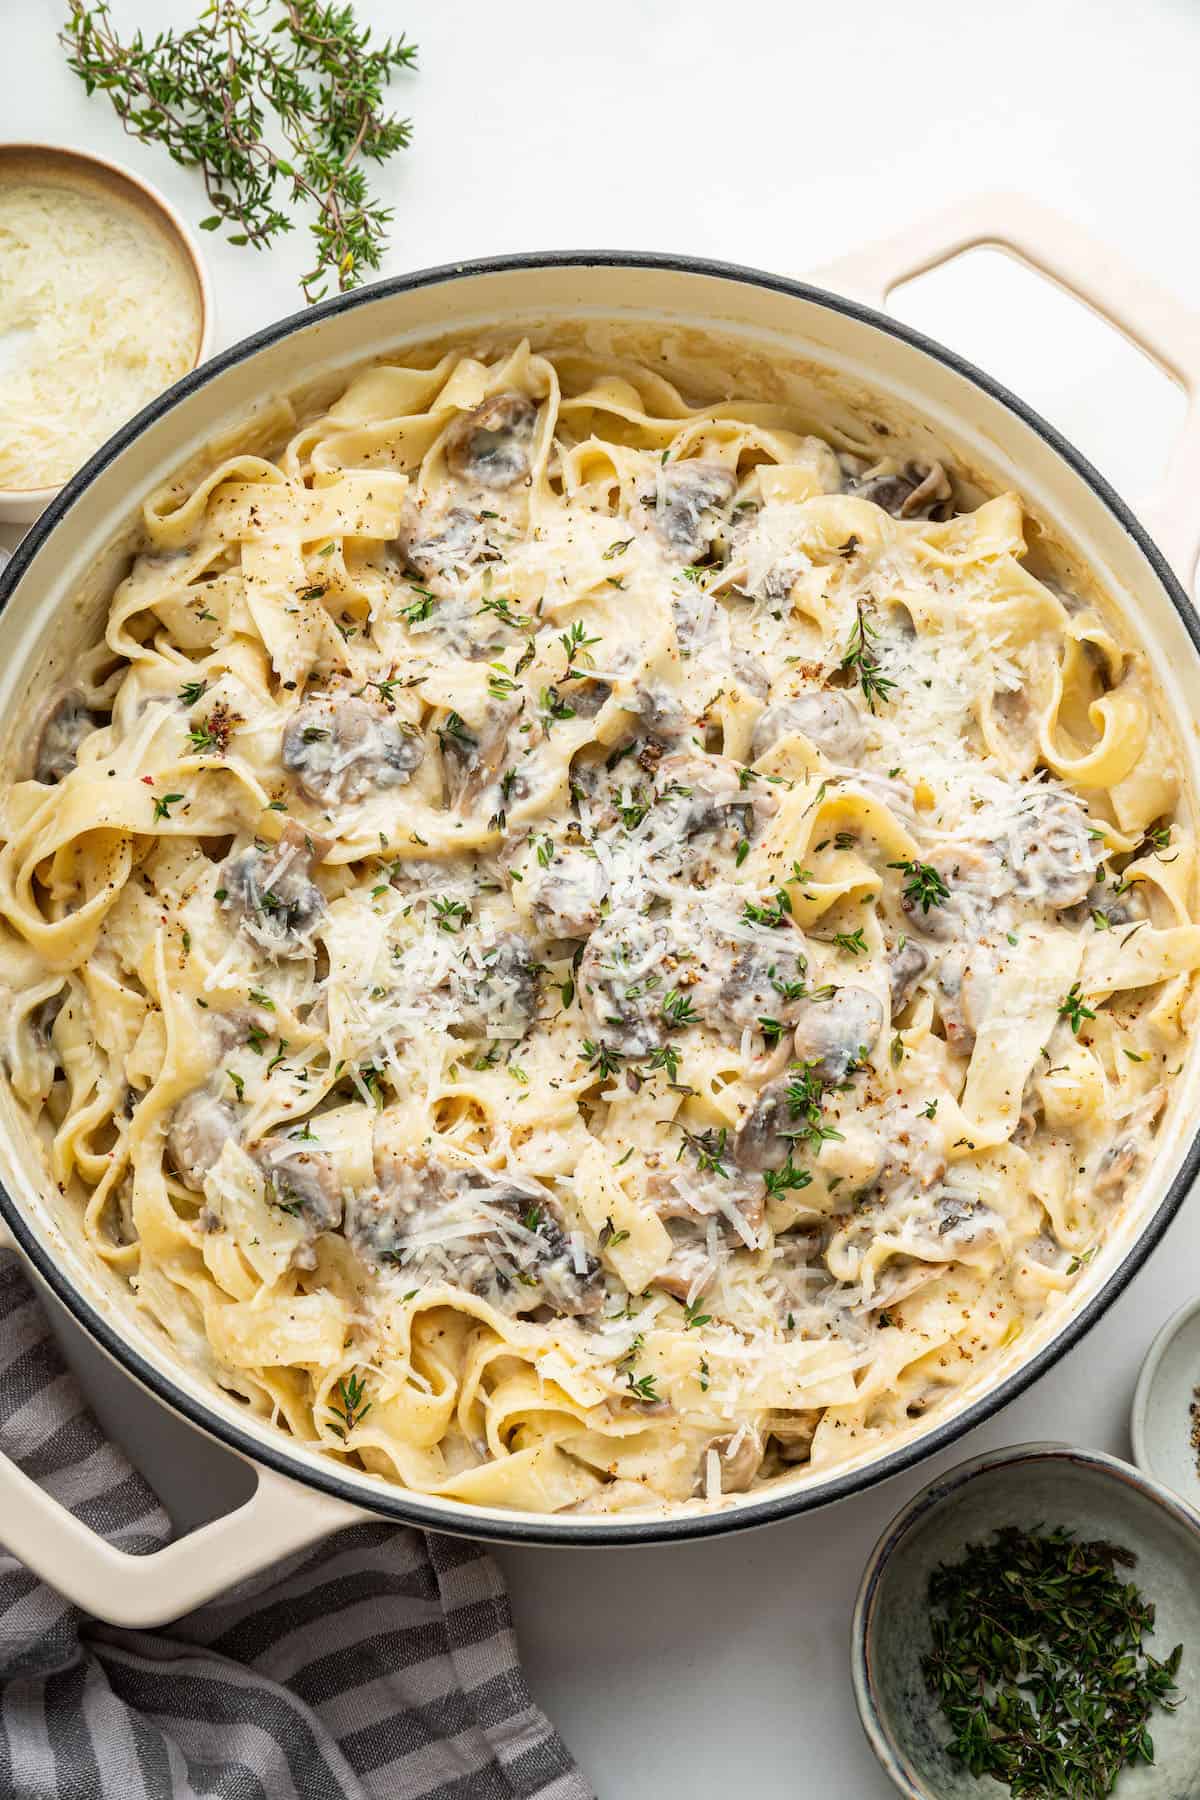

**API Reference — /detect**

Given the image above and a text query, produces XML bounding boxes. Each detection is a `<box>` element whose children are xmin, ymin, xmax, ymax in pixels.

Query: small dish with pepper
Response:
<box><xmin>1132</xmin><ymin>1294</ymin><xmax>1200</xmax><ymax>1508</ymax></box>
<box><xmin>852</xmin><ymin>1442</ymin><xmax>1200</xmax><ymax>1799</ymax></box>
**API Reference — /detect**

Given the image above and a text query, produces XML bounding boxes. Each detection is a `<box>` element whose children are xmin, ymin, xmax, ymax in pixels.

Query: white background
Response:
<box><xmin>5</xmin><ymin>2</ymin><xmax>1200</xmax><ymax>1793</ymax></box>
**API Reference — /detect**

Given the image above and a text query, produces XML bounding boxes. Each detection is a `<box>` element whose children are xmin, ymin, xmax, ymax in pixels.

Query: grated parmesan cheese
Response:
<box><xmin>0</xmin><ymin>180</ymin><xmax>201</xmax><ymax>491</ymax></box>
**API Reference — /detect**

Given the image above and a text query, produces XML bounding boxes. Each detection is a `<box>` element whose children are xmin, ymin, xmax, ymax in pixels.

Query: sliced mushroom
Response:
<box><xmin>565</xmin><ymin>677</ymin><xmax>612</xmax><ymax>718</ymax></box>
<box><xmin>695</xmin><ymin>1429</ymin><xmax>763</xmax><ymax>1496</ymax></box>
<box><xmin>255</xmin><ymin>1139</ymin><xmax>343</xmax><ymax>1233</ymax></box>
<box><xmin>1094</xmin><ymin>1137</ymin><xmax>1139</xmax><ymax>1201</ymax></box>
<box><xmin>1062</xmin><ymin>879</ymin><xmax>1147</xmax><ymax>930</ymax></box>
<box><xmin>348</xmin><ymin>1156</ymin><xmax>603</xmax><ymax>1317</ymax></box>
<box><xmin>843</xmin><ymin>458</ymin><xmax>952</xmax><ymax>520</ymax></box>
<box><xmin>771</xmin><ymin>1226</ymin><xmax>827</xmax><ymax>1284</ymax></box>
<box><xmin>792</xmin><ymin>986</ymin><xmax>884</xmax><ymax>1081</ymax></box>
<box><xmin>647</xmin><ymin>1166</ymin><xmax>766</xmax><ymax>1242</ymax></box>
<box><xmin>770</xmin><ymin>1412</ymin><xmax>821</xmax><ymax>1466</ymax></box>
<box><xmin>529</xmin><ymin>848</ymin><xmax>609</xmax><ymax>939</ymax></box>
<box><xmin>346</xmin><ymin>1153</ymin><xmax>435</xmax><ymax>1261</ymax></box>
<box><xmin>649</xmin><ymin>1223</ymin><xmax>717</xmax><ymax>1302</ymax></box>
<box><xmin>589</xmin><ymin>902</ymin><xmax>804</xmax><ymax>1045</ymax></box>
<box><xmin>453</xmin><ymin>932</ymin><xmax>540</xmax><ymax>1039</ymax></box>
<box><xmin>902</xmin><ymin>842</ymin><xmax>1000</xmax><ymax>942</ymax></box>
<box><xmin>33</xmin><ymin>692</ymin><xmax>103</xmax><ymax>784</ymax></box>
<box><xmin>282</xmin><ymin>694</ymin><xmax>424</xmax><ymax>806</ymax></box>
<box><xmin>31</xmin><ymin>988</ymin><xmax>66</xmax><ymax>1046</ymax></box>
<box><xmin>1008</xmin><ymin>789</ymin><xmax>1099</xmax><ymax>908</ymax></box>
<box><xmin>445</xmin><ymin>392</ymin><xmax>537</xmax><ymax>490</ymax></box>
<box><xmin>399</xmin><ymin>505</ymin><xmax>487</xmax><ymax>591</ymax></box>
<box><xmin>734</xmin><ymin>1079</ymin><xmax>796</xmax><ymax>1173</ymax></box>
<box><xmin>731</xmin><ymin>649</ymin><xmax>770</xmax><ymax>700</ymax></box>
<box><xmin>919</xmin><ymin>1192</ymin><xmax>1004</xmax><ymax>1258</ymax></box>
<box><xmin>715</xmin><ymin>934</ymin><xmax>809</xmax><ymax>1035</ymax></box>
<box><xmin>220</xmin><ymin>823</ymin><xmax>327</xmax><ymax>960</ymax></box>
<box><xmin>736</xmin><ymin>1079</ymin><xmax>882</xmax><ymax>1185</ymax></box>
<box><xmin>751</xmin><ymin>689</ymin><xmax>866</xmax><ymax>763</ymax></box>
<box><xmin>167</xmin><ymin>1091</ymin><xmax>237</xmax><ymax>1191</ymax></box>
<box><xmin>440</xmin><ymin>695</ymin><xmax>522</xmax><ymax>809</ymax></box>
<box><xmin>1090</xmin><ymin>1093</ymin><xmax>1164</xmax><ymax>1200</ymax></box>
<box><xmin>406</xmin><ymin>593</ymin><xmax>507</xmax><ymax>663</ymax></box>
<box><xmin>645</xmin><ymin>460</ymin><xmax>737</xmax><ymax>559</ymax></box>
<box><xmin>651</xmin><ymin>750</ymin><xmax>776</xmax><ymax>878</ymax></box>
<box><xmin>656</xmin><ymin>749</ymin><xmax>751</xmax><ymax>830</ymax></box>
<box><xmin>863</xmin><ymin>1255</ymin><xmax>942</xmax><ymax>1314</ymax></box>
<box><xmin>670</xmin><ymin>577</ymin><xmax>720</xmax><ymax>653</ymax></box>
<box><xmin>629</xmin><ymin>682</ymin><xmax>686</xmax><ymax>735</ymax></box>
<box><xmin>578</xmin><ymin>913</ymin><xmax>672</xmax><ymax>1057</ymax></box>
<box><xmin>888</xmin><ymin>939</ymin><xmax>929</xmax><ymax>1012</ymax></box>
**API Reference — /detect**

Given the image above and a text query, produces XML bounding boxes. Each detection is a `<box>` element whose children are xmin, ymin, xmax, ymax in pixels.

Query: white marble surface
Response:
<box><xmin>6</xmin><ymin>1</ymin><xmax>1200</xmax><ymax>1792</ymax></box>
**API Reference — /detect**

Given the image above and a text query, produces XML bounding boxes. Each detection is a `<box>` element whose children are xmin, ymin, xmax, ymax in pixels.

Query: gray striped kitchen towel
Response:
<box><xmin>0</xmin><ymin>1250</ymin><xmax>593</xmax><ymax>1799</ymax></box>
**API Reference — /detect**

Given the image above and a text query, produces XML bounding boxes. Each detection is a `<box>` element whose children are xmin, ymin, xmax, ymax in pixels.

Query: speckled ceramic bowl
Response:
<box><xmin>852</xmin><ymin>1443</ymin><xmax>1200</xmax><ymax>1799</ymax></box>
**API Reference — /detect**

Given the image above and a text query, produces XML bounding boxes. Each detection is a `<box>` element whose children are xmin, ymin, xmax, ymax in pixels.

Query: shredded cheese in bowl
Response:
<box><xmin>0</xmin><ymin>176</ymin><xmax>202</xmax><ymax>494</ymax></box>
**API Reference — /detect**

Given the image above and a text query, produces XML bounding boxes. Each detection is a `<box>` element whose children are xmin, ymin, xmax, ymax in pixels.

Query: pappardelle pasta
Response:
<box><xmin>2</xmin><ymin>338</ymin><xmax>1197</xmax><ymax>1514</ymax></box>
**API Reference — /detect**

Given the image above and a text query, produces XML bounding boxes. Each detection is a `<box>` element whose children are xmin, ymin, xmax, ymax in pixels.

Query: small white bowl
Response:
<box><xmin>1132</xmin><ymin>1293</ymin><xmax>1200</xmax><ymax>1503</ymax></box>
<box><xmin>0</xmin><ymin>142</ymin><xmax>215</xmax><ymax>525</ymax></box>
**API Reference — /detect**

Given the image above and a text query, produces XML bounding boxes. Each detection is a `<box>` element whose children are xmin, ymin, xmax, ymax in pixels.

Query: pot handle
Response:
<box><xmin>0</xmin><ymin>1226</ymin><xmax>365</xmax><ymax>1628</ymax></box>
<box><xmin>0</xmin><ymin>1432</ymin><xmax>365</xmax><ymax>1627</ymax></box>
<box><xmin>808</xmin><ymin>191</ymin><xmax>1200</xmax><ymax>590</ymax></box>
<box><xmin>0</xmin><ymin>1220</ymin><xmax>365</xmax><ymax>1626</ymax></box>
<box><xmin>0</xmin><ymin>1433</ymin><xmax>365</xmax><ymax>1627</ymax></box>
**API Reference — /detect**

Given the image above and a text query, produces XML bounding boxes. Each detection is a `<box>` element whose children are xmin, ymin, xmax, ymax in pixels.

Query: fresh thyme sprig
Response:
<box><xmin>539</xmin><ymin>686</ymin><xmax>577</xmax><ymax>727</ymax></box>
<box><xmin>643</xmin><ymin>1043</ymin><xmax>681</xmax><ymax>1082</ymax></box>
<box><xmin>559</xmin><ymin>619</ymin><xmax>601</xmax><ymax>681</ymax></box>
<box><xmin>430</xmin><ymin>895</ymin><xmax>469</xmax><ymax>934</ymax></box>
<box><xmin>762</xmin><ymin>1158</ymin><xmax>813</xmax><ymax>1198</ymax></box>
<box><xmin>327</xmin><ymin>1371</ymin><xmax>371</xmax><ymax>1438</ymax></box>
<box><xmin>742</xmin><ymin>888</ymin><xmax>792</xmax><ymax>929</ymax></box>
<box><xmin>675</xmin><ymin>1124</ymin><xmax>731</xmax><ymax>1178</ymax></box>
<box><xmin>889</xmin><ymin>857</ymin><xmax>950</xmax><ymax>914</ymax></box>
<box><xmin>840</xmin><ymin>599</ymin><xmax>896</xmax><ymax>712</ymax></box>
<box><xmin>581</xmin><ymin>1037</ymin><xmax>623</xmax><ymax>1079</ymax></box>
<box><xmin>153</xmin><ymin>790</ymin><xmax>185</xmax><ymax>821</ymax></box>
<box><xmin>61</xmin><ymin>0</ymin><xmax>417</xmax><ymax>302</ymax></box>
<box><xmin>923</xmin><ymin>1525</ymin><xmax>1183</xmax><ymax>1797</ymax></box>
<box><xmin>783</xmin><ymin>1061</ymin><xmax>845</xmax><ymax>1152</ymax></box>
<box><xmin>402</xmin><ymin>588</ymin><xmax>437</xmax><ymax>625</ymax></box>
<box><xmin>1059</xmin><ymin>981</ymin><xmax>1097</xmax><ymax>1036</ymax></box>
<box><xmin>477</xmin><ymin>594</ymin><xmax>530</xmax><ymax>631</ymax></box>
<box><xmin>661</xmin><ymin>987</ymin><xmax>701</xmax><ymax>1029</ymax></box>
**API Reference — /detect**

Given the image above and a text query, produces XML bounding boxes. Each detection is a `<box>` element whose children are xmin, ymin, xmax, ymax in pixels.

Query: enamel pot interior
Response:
<box><xmin>2</xmin><ymin>254</ymin><xmax>1199</xmax><ymax>1545</ymax></box>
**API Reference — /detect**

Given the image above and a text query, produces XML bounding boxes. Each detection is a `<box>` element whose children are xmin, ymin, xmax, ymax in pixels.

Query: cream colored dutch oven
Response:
<box><xmin>3</xmin><ymin>194</ymin><xmax>1200</xmax><ymax>1628</ymax></box>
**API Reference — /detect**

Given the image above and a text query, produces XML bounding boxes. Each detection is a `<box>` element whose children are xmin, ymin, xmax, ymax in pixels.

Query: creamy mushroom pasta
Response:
<box><xmin>3</xmin><ymin>339</ymin><xmax>1198</xmax><ymax>1515</ymax></box>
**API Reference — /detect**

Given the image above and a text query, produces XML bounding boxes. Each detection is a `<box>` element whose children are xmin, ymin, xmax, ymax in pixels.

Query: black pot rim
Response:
<box><xmin>2</xmin><ymin>247</ymin><xmax>1197</xmax><ymax>1548</ymax></box>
